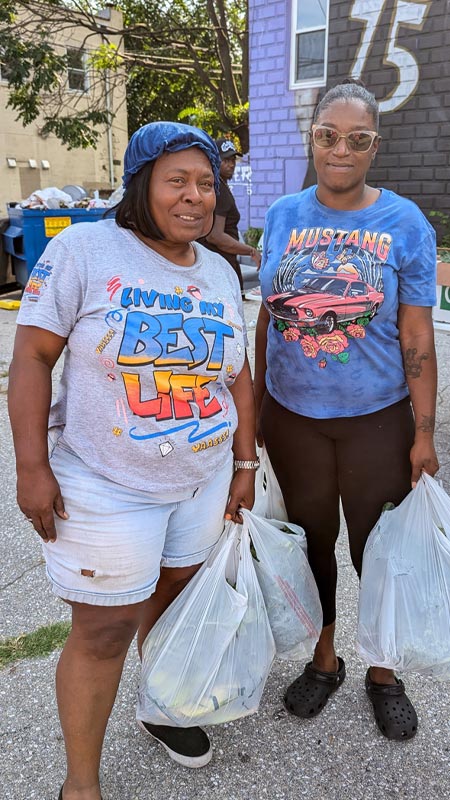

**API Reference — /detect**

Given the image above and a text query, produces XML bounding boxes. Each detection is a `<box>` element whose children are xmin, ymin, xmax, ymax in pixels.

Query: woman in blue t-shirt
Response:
<box><xmin>254</xmin><ymin>82</ymin><xmax>439</xmax><ymax>741</ymax></box>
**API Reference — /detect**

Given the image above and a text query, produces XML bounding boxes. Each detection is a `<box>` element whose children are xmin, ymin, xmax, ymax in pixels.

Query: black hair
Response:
<box><xmin>313</xmin><ymin>81</ymin><xmax>379</xmax><ymax>130</ymax></box>
<box><xmin>110</xmin><ymin>161</ymin><xmax>164</xmax><ymax>240</ymax></box>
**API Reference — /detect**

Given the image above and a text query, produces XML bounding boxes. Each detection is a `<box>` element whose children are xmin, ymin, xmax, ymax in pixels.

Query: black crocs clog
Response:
<box><xmin>284</xmin><ymin>656</ymin><xmax>346</xmax><ymax>718</ymax></box>
<box><xmin>365</xmin><ymin>669</ymin><xmax>418</xmax><ymax>740</ymax></box>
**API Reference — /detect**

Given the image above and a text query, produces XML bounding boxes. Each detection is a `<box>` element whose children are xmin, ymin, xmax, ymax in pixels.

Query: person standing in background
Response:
<box><xmin>200</xmin><ymin>138</ymin><xmax>261</xmax><ymax>294</ymax></box>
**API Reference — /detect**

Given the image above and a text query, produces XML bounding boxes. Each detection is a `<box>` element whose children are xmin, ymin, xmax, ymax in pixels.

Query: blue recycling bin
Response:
<box><xmin>3</xmin><ymin>205</ymin><xmax>106</xmax><ymax>288</ymax></box>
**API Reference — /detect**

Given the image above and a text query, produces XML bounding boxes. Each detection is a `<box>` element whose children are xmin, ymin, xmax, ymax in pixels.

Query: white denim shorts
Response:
<box><xmin>43</xmin><ymin>443</ymin><xmax>233</xmax><ymax>606</ymax></box>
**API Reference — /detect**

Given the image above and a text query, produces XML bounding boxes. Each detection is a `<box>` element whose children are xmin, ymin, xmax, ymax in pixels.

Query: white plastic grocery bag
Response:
<box><xmin>195</xmin><ymin>521</ymin><xmax>276</xmax><ymax>725</ymax></box>
<box><xmin>357</xmin><ymin>473</ymin><xmax>450</xmax><ymax>679</ymax></box>
<box><xmin>243</xmin><ymin>510</ymin><xmax>322</xmax><ymax>660</ymax></box>
<box><xmin>137</xmin><ymin>527</ymin><xmax>245</xmax><ymax>726</ymax></box>
<box><xmin>252</xmin><ymin>445</ymin><xmax>288</xmax><ymax>521</ymax></box>
<box><xmin>137</xmin><ymin>521</ymin><xmax>276</xmax><ymax>726</ymax></box>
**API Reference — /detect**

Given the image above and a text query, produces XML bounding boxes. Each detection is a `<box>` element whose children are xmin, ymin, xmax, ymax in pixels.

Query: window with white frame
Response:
<box><xmin>291</xmin><ymin>0</ymin><xmax>329</xmax><ymax>88</ymax></box>
<box><xmin>67</xmin><ymin>47</ymin><xmax>88</xmax><ymax>91</ymax></box>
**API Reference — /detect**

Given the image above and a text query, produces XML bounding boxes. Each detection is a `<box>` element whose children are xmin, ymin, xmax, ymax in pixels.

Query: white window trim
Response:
<box><xmin>289</xmin><ymin>0</ymin><xmax>330</xmax><ymax>90</ymax></box>
<box><xmin>66</xmin><ymin>47</ymin><xmax>89</xmax><ymax>93</ymax></box>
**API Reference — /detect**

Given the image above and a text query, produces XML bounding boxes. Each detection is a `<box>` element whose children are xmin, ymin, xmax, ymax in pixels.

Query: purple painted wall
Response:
<box><xmin>249</xmin><ymin>0</ymin><xmax>309</xmax><ymax>227</ymax></box>
<box><xmin>249</xmin><ymin>0</ymin><xmax>450</xmax><ymax>237</ymax></box>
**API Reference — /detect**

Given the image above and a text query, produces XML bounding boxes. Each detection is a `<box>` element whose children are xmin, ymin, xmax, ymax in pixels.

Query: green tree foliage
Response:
<box><xmin>122</xmin><ymin>0</ymin><xmax>248</xmax><ymax>147</ymax></box>
<box><xmin>0</xmin><ymin>0</ymin><xmax>248</xmax><ymax>151</ymax></box>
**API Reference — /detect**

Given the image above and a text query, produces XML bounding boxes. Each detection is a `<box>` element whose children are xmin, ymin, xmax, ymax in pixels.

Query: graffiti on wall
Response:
<box><xmin>228</xmin><ymin>157</ymin><xmax>253</xmax><ymax>231</ymax></box>
<box><xmin>230</xmin><ymin>161</ymin><xmax>253</xmax><ymax>196</ymax></box>
<box><xmin>296</xmin><ymin>0</ymin><xmax>433</xmax><ymax>191</ymax></box>
<box><xmin>350</xmin><ymin>0</ymin><xmax>432</xmax><ymax>112</ymax></box>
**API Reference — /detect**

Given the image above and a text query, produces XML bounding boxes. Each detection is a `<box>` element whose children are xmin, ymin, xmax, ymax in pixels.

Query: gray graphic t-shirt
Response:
<box><xmin>18</xmin><ymin>219</ymin><xmax>247</xmax><ymax>492</ymax></box>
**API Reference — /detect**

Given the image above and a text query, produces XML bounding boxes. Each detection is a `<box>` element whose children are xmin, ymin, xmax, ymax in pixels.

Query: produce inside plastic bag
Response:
<box><xmin>252</xmin><ymin>445</ymin><xmax>288</xmax><ymax>521</ymax></box>
<box><xmin>137</xmin><ymin>521</ymin><xmax>275</xmax><ymax>726</ymax></box>
<box><xmin>357</xmin><ymin>473</ymin><xmax>450</xmax><ymax>679</ymax></box>
<box><xmin>195</xmin><ymin>523</ymin><xmax>276</xmax><ymax>725</ymax></box>
<box><xmin>243</xmin><ymin>510</ymin><xmax>322</xmax><ymax>660</ymax></box>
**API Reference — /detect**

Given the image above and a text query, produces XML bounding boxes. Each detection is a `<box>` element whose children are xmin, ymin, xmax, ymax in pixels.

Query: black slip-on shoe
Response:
<box><xmin>137</xmin><ymin>720</ymin><xmax>212</xmax><ymax>768</ymax></box>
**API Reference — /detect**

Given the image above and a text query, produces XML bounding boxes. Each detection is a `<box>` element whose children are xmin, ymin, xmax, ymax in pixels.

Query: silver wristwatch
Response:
<box><xmin>234</xmin><ymin>458</ymin><xmax>260</xmax><ymax>471</ymax></box>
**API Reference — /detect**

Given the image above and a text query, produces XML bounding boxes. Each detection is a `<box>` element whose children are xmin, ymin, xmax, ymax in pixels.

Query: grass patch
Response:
<box><xmin>0</xmin><ymin>621</ymin><xmax>71</xmax><ymax>669</ymax></box>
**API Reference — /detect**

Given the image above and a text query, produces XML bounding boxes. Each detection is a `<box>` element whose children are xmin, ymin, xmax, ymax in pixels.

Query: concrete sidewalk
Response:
<box><xmin>1</xmin><ymin>296</ymin><xmax>449</xmax><ymax>800</ymax></box>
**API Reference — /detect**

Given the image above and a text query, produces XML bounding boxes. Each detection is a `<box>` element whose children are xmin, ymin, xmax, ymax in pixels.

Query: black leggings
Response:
<box><xmin>260</xmin><ymin>393</ymin><xmax>415</xmax><ymax>627</ymax></box>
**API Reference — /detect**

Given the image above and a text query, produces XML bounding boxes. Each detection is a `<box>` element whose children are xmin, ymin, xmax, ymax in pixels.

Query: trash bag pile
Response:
<box><xmin>17</xmin><ymin>185</ymin><xmax>124</xmax><ymax>210</ymax></box>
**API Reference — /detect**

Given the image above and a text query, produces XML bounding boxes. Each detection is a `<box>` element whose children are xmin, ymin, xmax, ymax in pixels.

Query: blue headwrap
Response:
<box><xmin>122</xmin><ymin>121</ymin><xmax>221</xmax><ymax>193</ymax></box>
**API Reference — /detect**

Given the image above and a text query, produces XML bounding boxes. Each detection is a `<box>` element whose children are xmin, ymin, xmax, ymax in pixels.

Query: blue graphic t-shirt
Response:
<box><xmin>17</xmin><ymin>219</ymin><xmax>247</xmax><ymax>492</ymax></box>
<box><xmin>260</xmin><ymin>187</ymin><xmax>436</xmax><ymax>418</ymax></box>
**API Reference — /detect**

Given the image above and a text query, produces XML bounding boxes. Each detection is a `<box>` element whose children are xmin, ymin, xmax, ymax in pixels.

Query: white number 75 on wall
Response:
<box><xmin>350</xmin><ymin>0</ymin><xmax>431</xmax><ymax>113</ymax></box>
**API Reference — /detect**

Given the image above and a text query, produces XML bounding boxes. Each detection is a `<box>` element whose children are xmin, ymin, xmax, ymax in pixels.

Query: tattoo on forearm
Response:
<box><xmin>404</xmin><ymin>348</ymin><xmax>429</xmax><ymax>378</ymax></box>
<box><xmin>417</xmin><ymin>415</ymin><xmax>435</xmax><ymax>433</ymax></box>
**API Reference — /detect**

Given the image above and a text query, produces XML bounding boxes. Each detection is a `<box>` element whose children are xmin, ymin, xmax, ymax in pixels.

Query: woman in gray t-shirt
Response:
<box><xmin>9</xmin><ymin>122</ymin><xmax>260</xmax><ymax>799</ymax></box>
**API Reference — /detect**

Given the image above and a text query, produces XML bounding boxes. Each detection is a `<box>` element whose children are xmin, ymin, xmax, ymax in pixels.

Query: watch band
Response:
<box><xmin>234</xmin><ymin>458</ymin><xmax>260</xmax><ymax>471</ymax></box>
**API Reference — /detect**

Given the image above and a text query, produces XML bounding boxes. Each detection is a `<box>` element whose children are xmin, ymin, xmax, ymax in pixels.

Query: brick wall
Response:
<box><xmin>249</xmin><ymin>0</ymin><xmax>306</xmax><ymax>226</ymax></box>
<box><xmin>249</xmin><ymin>0</ymin><xmax>450</xmax><ymax>238</ymax></box>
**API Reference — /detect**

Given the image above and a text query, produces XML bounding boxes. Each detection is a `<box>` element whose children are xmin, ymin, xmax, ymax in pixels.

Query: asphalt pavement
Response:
<box><xmin>0</xmin><ymin>292</ymin><xmax>449</xmax><ymax>800</ymax></box>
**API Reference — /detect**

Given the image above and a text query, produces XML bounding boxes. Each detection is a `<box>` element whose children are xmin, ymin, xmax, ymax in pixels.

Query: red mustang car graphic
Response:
<box><xmin>266</xmin><ymin>275</ymin><xmax>384</xmax><ymax>333</ymax></box>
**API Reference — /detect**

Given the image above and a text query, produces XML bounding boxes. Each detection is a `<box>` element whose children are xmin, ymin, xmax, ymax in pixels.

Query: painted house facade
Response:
<box><xmin>248</xmin><ymin>0</ymin><xmax>450</xmax><ymax>234</ymax></box>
